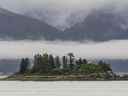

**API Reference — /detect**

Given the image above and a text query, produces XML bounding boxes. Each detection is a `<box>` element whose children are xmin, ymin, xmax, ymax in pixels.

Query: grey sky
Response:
<box><xmin>0</xmin><ymin>0</ymin><xmax>128</xmax><ymax>13</ymax></box>
<box><xmin>0</xmin><ymin>0</ymin><xmax>128</xmax><ymax>30</ymax></box>
<box><xmin>0</xmin><ymin>1</ymin><xmax>127</xmax><ymax>59</ymax></box>
<box><xmin>0</xmin><ymin>40</ymin><xmax>127</xmax><ymax>59</ymax></box>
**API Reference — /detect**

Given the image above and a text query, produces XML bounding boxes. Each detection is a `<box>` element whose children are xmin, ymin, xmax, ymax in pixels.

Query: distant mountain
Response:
<box><xmin>0</xmin><ymin>8</ymin><xmax>128</xmax><ymax>41</ymax></box>
<box><xmin>22</xmin><ymin>8</ymin><xmax>128</xmax><ymax>41</ymax></box>
<box><xmin>65</xmin><ymin>10</ymin><xmax>128</xmax><ymax>41</ymax></box>
<box><xmin>0</xmin><ymin>8</ymin><xmax>61</xmax><ymax>40</ymax></box>
<box><xmin>24</xmin><ymin>9</ymin><xmax>86</xmax><ymax>31</ymax></box>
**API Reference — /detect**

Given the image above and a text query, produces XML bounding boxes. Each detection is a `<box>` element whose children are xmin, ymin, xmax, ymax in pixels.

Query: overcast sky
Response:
<box><xmin>0</xmin><ymin>0</ymin><xmax>128</xmax><ymax>30</ymax></box>
<box><xmin>0</xmin><ymin>0</ymin><xmax>128</xmax><ymax>13</ymax></box>
<box><xmin>0</xmin><ymin>1</ymin><xmax>127</xmax><ymax>59</ymax></box>
<box><xmin>0</xmin><ymin>40</ymin><xmax>127</xmax><ymax>59</ymax></box>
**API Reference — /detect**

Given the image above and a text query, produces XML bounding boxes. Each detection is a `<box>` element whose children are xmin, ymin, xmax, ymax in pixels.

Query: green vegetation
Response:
<box><xmin>80</xmin><ymin>64</ymin><xmax>104</xmax><ymax>74</ymax></box>
<box><xmin>19</xmin><ymin>58</ymin><xmax>30</xmax><ymax>74</ymax></box>
<box><xmin>6</xmin><ymin>52</ymin><xmax>115</xmax><ymax>81</ymax></box>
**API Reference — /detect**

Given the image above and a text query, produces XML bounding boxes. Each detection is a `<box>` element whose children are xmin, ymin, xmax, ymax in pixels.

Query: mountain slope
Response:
<box><xmin>1</xmin><ymin>8</ymin><xmax>128</xmax><ymax>41</ymax></box>
<box><xmin>65</xmin><ymin>10</ymin><xmax>128</xmax><ymax>41</ymax></box>
<box><xmin>0</xmin><ymin>8</ymin><xmax>61</xmax><ymax>40</ymax></box>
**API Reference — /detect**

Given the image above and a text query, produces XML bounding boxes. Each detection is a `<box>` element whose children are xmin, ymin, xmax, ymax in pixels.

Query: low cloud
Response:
<box><xmin>0</xmin><ymin>0</ymin><xmax>128</xmax><ymax>30</ymax></box>
<box><xmin>0</xmin><ymin>40</ymin><xmax>127</xmax><ymax>59</ymax></box>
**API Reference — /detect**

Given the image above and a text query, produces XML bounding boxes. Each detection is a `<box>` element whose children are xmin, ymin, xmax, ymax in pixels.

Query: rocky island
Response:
<box><xmin>5</xmin><ymin>52</ymin><xmax>116</xmax><ymax>81</ymax></box>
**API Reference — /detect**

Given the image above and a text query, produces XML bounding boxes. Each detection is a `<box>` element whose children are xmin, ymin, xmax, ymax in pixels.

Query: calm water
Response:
<box><xmin>0</xmin><ymin>81</ymin><xmax>128</xmax><ymax>96</ymax></box>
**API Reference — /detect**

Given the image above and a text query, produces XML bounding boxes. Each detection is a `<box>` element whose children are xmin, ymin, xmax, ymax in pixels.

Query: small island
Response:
<box><xmin>5</xmin><ymin>52</ymin><xmax>116</xmax><ymax>81</ymax></box>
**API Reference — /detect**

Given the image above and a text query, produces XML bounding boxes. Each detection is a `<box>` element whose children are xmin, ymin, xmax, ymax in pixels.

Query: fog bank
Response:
<box><xmin>0</xmin><ymin>40</ymin><xmax>127</xmax><ymax>59</ymax></box>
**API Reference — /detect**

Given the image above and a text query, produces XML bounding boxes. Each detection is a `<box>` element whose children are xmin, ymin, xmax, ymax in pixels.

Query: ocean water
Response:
<box><xmin>0</xmin><ymin>81</ymin><xmax>128</xmax><ymax>96</ymax></box>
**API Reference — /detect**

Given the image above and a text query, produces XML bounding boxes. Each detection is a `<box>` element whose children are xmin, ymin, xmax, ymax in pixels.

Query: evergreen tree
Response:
<box><xmin>42</xmin><ymin>53</ymin><xmax>49</xmax><ymax>72</ymax></box>
<box><xmin>32</xmin><ymin>53</ymin><xmax>49</xmax><ymax>73</ymax></box>
<box><xmin>32</xmin><ymin>54</ymin><xmax>43</xmax><ymax>72</ymax></box>
<box><xmin>48</xmin><ymin>54</ymin><xmax>55</xmax><ymax>70</ymax></box>
<box><xmin>76</xmin><ymin>58</ymin><xmax>83</xmax><ymax>64</ymax></box>
<box><xmin>19</xmin><ymin>58</ymin><xmax>30</xmax><ymax>74</ymax></box>
<box><xmin>98</xmin><ymin>60</ymin><xmax>105</xmax><ymax>65</ymax></box>
<box><xmin>83</xmin><ymin>59</ymin><xmax>88</xmax><ymax>64</ymax></box>
<box><xmin>67</xmin><ymin>53</ymin><xmax>75</xmax><ymax>71</ymax></box>
<box><xmin>98</xmin><ymin>60</ymin><xmax>112</xmax><ymax>72</ymax></box>
<box><xmin>55</xmin><ymin>56</ymin><xmax>61</xmax><ymax>69</ymax></box>
<box><xmin>62</xmin><ymin>56</ymin><xmax>68</xmax><ymax>69</ymax></box>
<box><xmin>76</xmin><ymin>58</ymin><xmax>83</xmax><ymax>70</ymax></box>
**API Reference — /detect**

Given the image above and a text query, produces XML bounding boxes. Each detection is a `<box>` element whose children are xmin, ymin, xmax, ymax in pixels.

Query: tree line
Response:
<box><xmin>19</xmin><ymin>52</ymin><xmax>113</xmax><ymax>77</ymax></box>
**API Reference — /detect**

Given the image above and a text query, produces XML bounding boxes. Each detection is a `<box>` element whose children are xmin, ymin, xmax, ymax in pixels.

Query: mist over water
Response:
<box><xmin>0</xmin><ymin>40</ymin><xmax>127</xmax><ymax>59</ymax></box>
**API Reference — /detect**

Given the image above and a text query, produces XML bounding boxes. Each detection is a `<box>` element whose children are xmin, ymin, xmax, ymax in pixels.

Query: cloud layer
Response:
<box><xmin>1</xmin><ymin>0</ymin><xmax>128</xmax><ymax>30</ymax></box>
<box><xmin>1</xmin><ymin>0</ymin><xmax>128</xmax><ymax>10</ymax></box>
<box><xmin>0</xmin><ymin>40</ymin><xmax>127</xmax><ymax>59</ymax></box>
